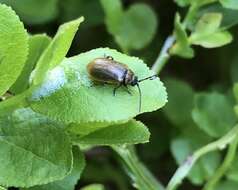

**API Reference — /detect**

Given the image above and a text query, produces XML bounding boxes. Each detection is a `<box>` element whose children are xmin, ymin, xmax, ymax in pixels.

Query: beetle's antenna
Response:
<box><xmin>136</xmin><ymin>83</ymin><xmax>142</xmax><ymax>112</ymax></box>
<box><xmin>138</xmin><ymin>74</ymin><xmax>157</xmax><ymax>83</ymax></box>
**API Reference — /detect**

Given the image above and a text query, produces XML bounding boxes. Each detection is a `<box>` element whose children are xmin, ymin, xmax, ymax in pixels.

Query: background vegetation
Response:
<box><xmin>1</xmin><ymin>0</ymin><xmax>238</xmax><ymax>190</ymax></box>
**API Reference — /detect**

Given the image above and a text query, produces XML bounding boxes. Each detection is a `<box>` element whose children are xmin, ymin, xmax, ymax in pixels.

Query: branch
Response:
<box><xmin>166</xmin><ymin>124</ymin><xmax>238</xmax><ymax>190</ymax></box>
<box><xmin>203</xmin><ymin>137</ymin><xmax>238</xmax><ymax>190</ymax></box>
<box><xmin>151</xmin><ymin>36</ymin><xmax>175</xmax><ymax>74</ymax></box>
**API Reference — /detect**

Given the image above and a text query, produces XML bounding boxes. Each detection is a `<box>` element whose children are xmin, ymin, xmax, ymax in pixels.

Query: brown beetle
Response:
<box><xmin>87</xmin><ymin>56</ymin><xmax>156</xmax><ymax>112</ymax></box>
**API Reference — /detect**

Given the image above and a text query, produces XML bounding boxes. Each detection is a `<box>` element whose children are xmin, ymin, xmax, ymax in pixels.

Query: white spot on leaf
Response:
<box><xmin>31</xmin><ymin>66</ymin><xmax>67</xmax><ymax>100</ymax></box>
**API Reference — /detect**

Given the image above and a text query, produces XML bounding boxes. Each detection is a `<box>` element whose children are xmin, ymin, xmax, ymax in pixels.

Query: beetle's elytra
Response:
<box><xmin>87</xmin><ymin>56</ymin><xmax>156</xmax><ymax>112</ymax></box>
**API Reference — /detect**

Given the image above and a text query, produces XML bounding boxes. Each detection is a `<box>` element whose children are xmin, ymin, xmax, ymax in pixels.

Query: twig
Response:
<box><xmin>203</xmin><ymin>137</ymin><xmax>238</xmax><ymax>190</ymax></box>
<box><xmin>166</xmin><ymin>124</ymin><xmax>238</xmax><ymax>190</ymax></box>
<box><xmin>151</xmin><ymin>36</ymin><xmax>175</xmax><ymax>74</ymax></box>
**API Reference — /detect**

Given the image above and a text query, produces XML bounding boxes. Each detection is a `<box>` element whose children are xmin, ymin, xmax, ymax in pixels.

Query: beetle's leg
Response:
<box><xmin>123</xmin><ymin>85</ymin><xmax>132</xmax><ymax>95</ymax></box>
<box><xmin>113</xmin><ymin>83</ymin><xmax>122</xmax><ymax>96</ymax></box>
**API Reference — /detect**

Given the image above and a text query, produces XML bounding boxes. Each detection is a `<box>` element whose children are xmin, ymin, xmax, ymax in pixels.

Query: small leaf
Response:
<box><xmin>72</xmin><ymin>120</ymin><xmax>150</xmax><ymax>146</ymax></box>
<box><xmin>22</xmin><ymin>147</ymin><xmax>85</xmax><ymax>190</ymax></box>
<box><xmin>217</xmin><ymin>180</ymin><xmax>238</xmax><ymax>190</ymax></box>
<box><xmin>32</xmin><ymin>17</ymin><xmax>84</xmax><ymax>86</ymax></box>
<box><xmin>81</xmin><ymin>184</ymin><xmax>105</xmax><ymax>190</ymax></box>
<box><xmin>171</xmin><ymin>135</ymin><xmax>221</xmax><ymax>184</ymax></box>
<box><xmin>0</xmin><ymin>3</ymin><xmax>28</xmax><ymax>96</ymax></box>
<box><xmin>199</xmin><ymin>3</ymin><xmax>238</xmax><ymax>29</ymax></box>
<box><xmin>174</xmin><ymin>0</ymin><xmax>191</xmax><ymax>7</ymax></box>
<box><xmin>0</xmin><ymin>108</ymin><xmax>72</xmax><ymax>187</ymax></box>
<box><xmin>220</xmin><ymin>0</ymin><xmax>238</xmax><ymax>10</ymax></box>
<box><xmin>100</xmin><ymin>0</ymin><xmax>157</xmax><ymax>51</ymax></box>
<box><xmin>170</xmin><ymin>13</ymin><xmax>194</xmax><ymax>58</ymax></box>
<box><xmin>100</xmin><ymin>0</ymin><xmax>123</xmax><ymax>34</ymax></box>
<box><xmin>195</xmin><ymin>13</ymin><xmax>222</xmax><ymax>34</ymax></box>
<box><xmin>174</xmin><ymin>0</ymin><xmax>214</xmax><ymax>7</ymax></box>
<box><xmin>190</xmin><ymin>13</ymin><xmax>233</xmax><ymax>48</ymax></box>
<box><xmin>163</xmin><ymin>78</ymin><xmax>195</xmax><ymax>128</ymax></box>
<box><xmin>192</xmin><ymin>92</ymin><xmax>237</xmax><ymax>137</ymax></box>
<box><xmin>59</xmin><ymin>0</ymin><xmax>104</xmax><ymax>28</ymax></box>
<box><xmin>69</xmin><ymin>121</ymin><xmax>114</xmax><ymax>136</ymax></box>
<box><xmin>190</xmin><ymin>31</ymin><xmax>233</xmax><ymax>48</ymax></box>
<box><xmin>119</xmin><ymin>3</ymin><xmax>158</xmax><ymax>50</ymax></box>
<box><xmin>28</xmin><ymin>48</ymin><xmax>167</xmax><ymax>124</ymax></box>
<box><xmin>0</xmin><ymin>0</ymin><xmax>59</xmax><ymax>24</ymax></box>
<box><xmin>10</xmin><ymin>34</ymin><xmax>51</xmax><ymax>94</ymax></box>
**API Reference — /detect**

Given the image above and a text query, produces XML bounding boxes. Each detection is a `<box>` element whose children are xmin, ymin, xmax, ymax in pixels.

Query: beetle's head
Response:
<box><xmin>130</xmin><ymin>76</ymin><xmax>138</xmax><ymax>86</ymax></box>
<box><xmin>124</xmin><ymin>69</ymin><xmax>137</xmax><ymax>86</ymax></box>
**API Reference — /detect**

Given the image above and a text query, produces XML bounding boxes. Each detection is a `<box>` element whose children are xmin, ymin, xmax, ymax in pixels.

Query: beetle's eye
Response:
<box><xmin>131</xmin><ymin>77</ymin><xmax>138</xmax><ymax>86</ymax></box>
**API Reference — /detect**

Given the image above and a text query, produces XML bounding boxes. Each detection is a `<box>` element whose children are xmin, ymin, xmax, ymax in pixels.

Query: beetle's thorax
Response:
<box><xmin>124</xmin><ymin>69</ymin><xmax>138</xmax><ymax>86</ymax></box>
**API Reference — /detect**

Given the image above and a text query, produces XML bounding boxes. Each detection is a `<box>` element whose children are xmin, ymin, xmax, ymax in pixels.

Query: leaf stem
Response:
<box><xmin>166</xmin><ymin>124</ymin><xmax>238</xmax><ymax>190</ymax></box>
<box><xmin>182</xmin><ymin>4</ymin><xmax>198</xmax><ymax>28</ymax></box>
<box><xmin>203</xmin><ymin>136</ymin><xmax>238</xmax><ymax>190</ymax></box>
<box><xmin>112</xmin><ymin>145</ymin><xmax>165</xmax><ymax>190</ymax></box>
<box><xmin>151</xmin><ymin>2</ymin><xmax>197</xmax><ymax>74</ymax></box>
<box><xmin>151</xmin><ymin>36</ymin><xmax>175</xmax><ymax>74</ymax></box>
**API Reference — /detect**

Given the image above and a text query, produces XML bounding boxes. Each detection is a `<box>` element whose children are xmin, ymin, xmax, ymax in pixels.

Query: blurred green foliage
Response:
<box><xmin>1</xmin><ymin>0</ymin><xmax>238</xmax><ymax>190</ymax></box>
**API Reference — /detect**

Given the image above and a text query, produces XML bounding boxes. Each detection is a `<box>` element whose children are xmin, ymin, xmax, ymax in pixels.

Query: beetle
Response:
<box><xmin>87</xmin><ymin>55</ymin><xmax>156</xmax><ymax>112</ymax></box>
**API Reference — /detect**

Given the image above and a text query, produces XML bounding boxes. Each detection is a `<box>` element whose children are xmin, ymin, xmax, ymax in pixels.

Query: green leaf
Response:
<box><xmin>69</xmin><ymin>121</ymin><xmax>115</xmax><ymax>136</ymax></box>
<box><xmin>174</xmin><ymin>0</ymin><xmax>191</xmax><ymax>7</ymax></box>
<box><xmin>72</xmin><ymin>120</ymin><xmax>150</xmax><ymax>146</ymax></box>
<box><xmin>0</xmin><ymin>3</ymin><xmax>28</xmax><ymax>96</ymax></box>
<box><xmin>59</xmin><ymin>0</ymin><xmax>104</xmax><ymax>28</ymax></box>
<box><xmin>192</xmin><ymin>92</ymin><xmax>237</xmax><ymax>138</ymax></box>
<box><xmin>22</xmin><ymin>147</ymin><xmax>85</xmax><ymax>190</ymax></box>
<box><xmin>190</xmin><ymin>31</ymin><xmax>233</xmax><ymax>48</ymax></box>
<box><xmin>220</xmin><ymin>0</ymin><xmax>238</xmax><ymax>10</ymax></box>
<box><xmin>0</xmin><ymin>108</ymin><xmax>72</xmax><ymax>187</ymax></box>
<box><xmin>195</xmin><ymin>13</ymin><xmax>222</xmax><ymax>34</ymax></box>
<box><xmin>81</xmin><ymin>184</ymin><xmax>105</xmax><ymax>190</ymax></box>
<box><xmin>199</xmin><ymin>3</ymin><xmax>238</xmax><ymax>29</ymax></box>
<box><xmin>190</xmin><ymin>13</ymin><xmax>233</xmax><ymax>48</ymax></box>
<box><xmin>170</xmin><ymin>13</ymin><xmax>194</xmax><ymax>58</ymax></box>
<box><xmin>174</xmin><ymin>0</ymin><xmax>215</xmax><ymax>7</ymax></box>
<box><xmin>10</xmin><ymin>34</ymin><xmax>51</xmax><ymax>94</ymax></box>
<box><xmin>100</xmin><ymin>0</ymin><xmax>158</xmax><ymax>51</ymax></box>
<box><xmin>0</xmin><ymin>0</ymin><xmax>59</xmax><ymax>25</ymax></box>
<box><xmin>216</xmin><ymin>180</ymin><xmax>238</xmax><ymax>190</ymax></box>
<box><xmin>100</xmin><ymin>0</ymin><xmax>123</xmax><ymax>34</ymax></box>
<box><xmin>119</xmin><ymin>3</ymin><xmax>158</xmax><ymax>51</ymax></box>
<box><xmin>32</xmin><ymin>17</ymin><xmax>84</xmax><ymax>86</ymax></box>
<box><xmin>171</xmin><ymin>135</ymin><xmax>221</xmax><ymax>184</ymax></box>
<box><xmin>163</xmin><ymin>78</ymin><xmax>195</xmax><ymax>128</ymax></box>
<box><xmin>28</xmin><ymin>48</ymin><xmax>167</xmax><ymax>124</ymax></box>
